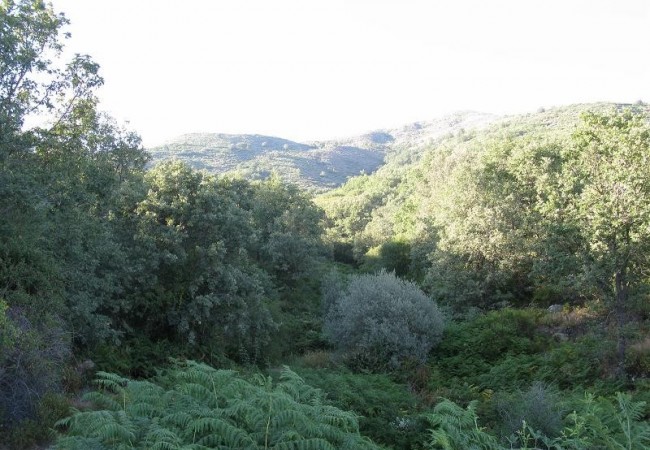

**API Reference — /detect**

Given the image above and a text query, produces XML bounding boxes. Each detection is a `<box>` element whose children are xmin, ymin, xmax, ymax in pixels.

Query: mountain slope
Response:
<box><xmin>316</xmin><ymin>102</ymin><xmax>650</xmax><ymax>267</ymax></box>
<box><xmin>147</xmin><ymin>111</ymin><xmax>497</xmax><ymax>191</ymax></box>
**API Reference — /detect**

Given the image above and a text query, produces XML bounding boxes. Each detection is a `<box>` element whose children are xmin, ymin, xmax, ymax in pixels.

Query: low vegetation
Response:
<box><xmin>56</xmin><ymin>361</ymin><xmax>380</xmax><ymax>450</ymax></box>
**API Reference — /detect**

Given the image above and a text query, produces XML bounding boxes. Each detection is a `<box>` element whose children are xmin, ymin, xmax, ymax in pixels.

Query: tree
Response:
<box><xmin>250</xmin><ymin>175</ymin><xmax>325</xmax><ymax>284</ymax></box>
<box><xmin>422</xmin><ymin>135</ymin><xmax>567</xmax><ymax>308</ymax></box>
<box><xmin>126</xmin><ymin>160</ymin><xmax>276</xmax><ymax>361</ymax></box>
<box><xmin>559</xmin><ymin>108</ymin><xmax>650</xmax><ymax>372</ymax></box>
<box><xmin>1</xmin><ymin>0</ymin><xmax>102</xmax><ymax>160</ymax></box>
<box><xmin>0</xmin><ymin>0</ymin><xmax>147</xmax><ymax>429</ymax></box>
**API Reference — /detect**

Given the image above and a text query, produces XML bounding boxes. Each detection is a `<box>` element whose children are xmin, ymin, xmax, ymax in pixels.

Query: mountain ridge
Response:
<box><xmin>146</xmin><ymin>111</ymin><xmax>499</xmax><ymax>192</ymax></box>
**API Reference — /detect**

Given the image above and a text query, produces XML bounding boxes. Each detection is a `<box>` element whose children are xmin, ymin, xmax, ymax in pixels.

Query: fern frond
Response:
<box><xmin>272</xmin><ymin>437</ymin><xmax>336</xmax><ymax>450</ymax></box>
<box><xmin>189</xmin><ymin>416</ymin><xmax>254</xmax><ymax>448</ymax></box>
<box><xmin>271</xmin><ymin>409</ymin><xmax>308</xmax><ymax>429</ymax></box>
<box><xmin>83</xmin><ymin>391</ymin><xmax>122</xmax><ymax>411</ymax></box>
<box><xmin>223</xmin><ymin>400</ymin><xmax>267</xmax><ymax>427</ymax></box>
<box><xmin>55</xmin><ymin>436</ymin><xmax>106</xmax><ymax>450</ymax></box>
<box><xmin>188</xmin><ymin>416</ymin><xmax>227</xmax><ymax>434</ymax></box>
<box><xmin>94</xmin><ymin>371</ymin><xmax>129</xmax><ymax>393</ymax></box>
<box><xmin>615</xmin><ymin>392</ymin><xmax>646</xmax><ymax>422</ymax></box>
<box><xmin>317</xmin><ymin>407</ymin><xmax>358</xmax><ymax>432</ymax></box>
<box><xmin>129</xmin><ymin>401</ymin><xmax>162</xmax><ymax>418</ymax></box>
<box><xmin>143</xmin><ymin>422</ymin><xmax>184</xmax><ymax>450</ymax></box>
<box><xmin>177</xmin><ymin>382</ymin><xmax>215</xmax><ymax>403</ymax></box>
<box><xmin>429</xmin><ymin>429</ymin><xmax>453</xmax><ymax>450</ymax></box>
<box><xmin>612</xmin><ymin>392</ymin><xmax>650</xmax><ymax>450</ymax></box>
<box><xmin>339</xmin><ymin>435</ymin><xmax>380</xmax><ymax>450</ymax></box>
<box><xmin>93</xmin><ymin>419</ymin><xmax>136</xmax><ymax>444</ymax></box>
<box><xmin>427</xmin><ymin>399</ymin><xmax>502</xmax><ymax>450</ymax></box>
<box><xmin>161</xmin><ymin>411</ymin><xmax>194</xmax><ymax>429</ymax></box>
<box><xmin>55</xmin><ymin>408</ymin><xmax>81</xmax><ymax>430</ymax></box>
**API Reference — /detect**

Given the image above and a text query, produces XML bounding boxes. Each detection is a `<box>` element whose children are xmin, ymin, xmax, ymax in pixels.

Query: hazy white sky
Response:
<box><xmin>50</xmin><ymin>0</ymin><xmax>649</xmax><ymax>146</ymax></box>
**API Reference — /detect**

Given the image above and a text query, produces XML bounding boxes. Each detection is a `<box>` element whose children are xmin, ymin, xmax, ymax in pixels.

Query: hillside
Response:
<box><xmin>317</xmin><ymin>101</ymin><xmax>650</xmax><ymax>279</ymax></box>
<box><xmin>146</xmin><ymin>111</ymin><xmax>497</xmax><ymax>191</ymax></box>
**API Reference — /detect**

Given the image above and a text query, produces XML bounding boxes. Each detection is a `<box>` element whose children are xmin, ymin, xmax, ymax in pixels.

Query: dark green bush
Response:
<box><xmin>361</xmin><ymin>240</ymin><xmax>412</xmax><ymax>277</ymax></box>
<box><xmin>432</xmin><ymin>308</ymin><xmax>551</xmax><ymax>385</ymax></box>
<box><xmin>298</xmin><ymin>368</ymin><xmax>426</xmax><ymax>449</ymax></box>
<box><xmin>0</xmin><ymin>307</ymin><xmax>70</xmax><ymax>429</ymax></box>
<box><xmin>625</xmin><ymin>336</ymin><xmax>650</xmax><ymax>378</ymax></box>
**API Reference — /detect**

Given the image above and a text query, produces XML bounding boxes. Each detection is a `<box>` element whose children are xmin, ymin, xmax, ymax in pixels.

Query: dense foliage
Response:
<box><xmin>0</xmin><ymin>0</ymin><xmax>324</xmax><ymax>440</ymax></box>
<box><xmin>319</xmin><ymin>104</ymin><xmax>650</xmax><ymax>312</ymax></box>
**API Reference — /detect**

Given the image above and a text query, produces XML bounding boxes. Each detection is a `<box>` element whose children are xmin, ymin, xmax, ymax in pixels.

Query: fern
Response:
<box><xmin>539</xmin><ymin>392</ymin><xmax>650</xmax><ymax>450</ymax></box>
<box><xmin>424</xmin><ymin>394</ymin><xmax>650</xmax><ymax>450</ymax></box>
<box><xmin>273</xmin><ymin>438</ymin><xmax>336</xmax><ymax>450</ymax></box>
<box><xmin>427</xmin><ymin>399</ymin><xmax>503</xmax><ymax>450</ymax></box>
<box><xmin>142</xmin><ymin>422</ymin><xmax>184</xmax><ymax>450</ymax></box>
<box><xmin>55</xmin><ymin>360</ymin><xmax>381</xmax><ymax>449</ymax></box>
<box><xmin>611</xmin><ymin>392</ymin><xmax>650</xmax><ymax>450</ymax></box>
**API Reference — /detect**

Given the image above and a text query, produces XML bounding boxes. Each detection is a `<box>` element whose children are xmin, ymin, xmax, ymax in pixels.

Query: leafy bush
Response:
<box><xmin>428</xmin><ymin>308</ymin><xmax>618</xmax><ymax>406</ymax></box>
<box><xmin>535</xmin><ymin>335</ymin><xmax>616</xmax><ymax>391</ymax></box>
<box><xmin>324</xmin><ymin>270</ymin><xmax>444</xmax><ymax>370</ymax></box>
<box><xmin>361</xmin><ymin>240</ymin><xmax>412</xmax><ymax>277</ymax></box>
<box><xmin>267</xmin><ymin>271</ymin><xmax>328</xmax><ymax>362</ymax></box>
<box><xmin>476</xmin><ymin>334</ymin><xmax>613</xmax><ymax>393</ymax></box>
<box><xmin>55</xmin><ymin>361</ymin><xmax>381</xmax><ymax>449</ymax></box>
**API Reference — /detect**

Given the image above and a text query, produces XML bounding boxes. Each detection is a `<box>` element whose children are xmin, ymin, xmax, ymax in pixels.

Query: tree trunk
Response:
<box><xmin>614</xmin><ymin>269</ymin><xmax>628</xmax><ymax>378</ymax></box>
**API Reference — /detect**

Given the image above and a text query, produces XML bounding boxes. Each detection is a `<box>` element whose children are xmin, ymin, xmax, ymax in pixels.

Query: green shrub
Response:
<box><xmin>478</xmin><ymin>335</ymin><xmax>613</xmax><ymax>392</ymax></box>
<box><xmin>536</xmin><ymin>335</ymin><xmax>616</xmax><ymax>391</ymax></box>
<box><xmin>361</xmin><ymin>240</ymin><xmax>412</xmax><ymax>277</ymax></box>
<box><xmin>427</xmin><ymin>308</ymin><xmax>620</xmax><ymax>408</ymax></box>
<box><xmin>476</xmin><ymin>353</ymin><xmax>540</xmax><ymax>390</ymax></box>
<box><xmin>324</xmin><ymin>270</ymin><xmax>444</xmax><ymax>370</ymax></box>
<box><xmin>267</xmin><ymin>272</ymin><xmax>328</xmax><ymax>362</ymax></box>
<box><xmin>298</xmin><ymin>350</ymin><xmax>335</xmax><ymax>369</ymax></box>
<box><xmin>625</xmin><ymin>336</ymin><xmax>650</xmax><ymax>377</ymax></box>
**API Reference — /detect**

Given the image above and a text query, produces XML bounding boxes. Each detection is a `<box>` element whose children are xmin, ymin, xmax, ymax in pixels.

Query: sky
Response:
<box><xmin>50</xmin><ymin>0</ymin><xmax>649</xmax><ymax>147</ymax></box>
